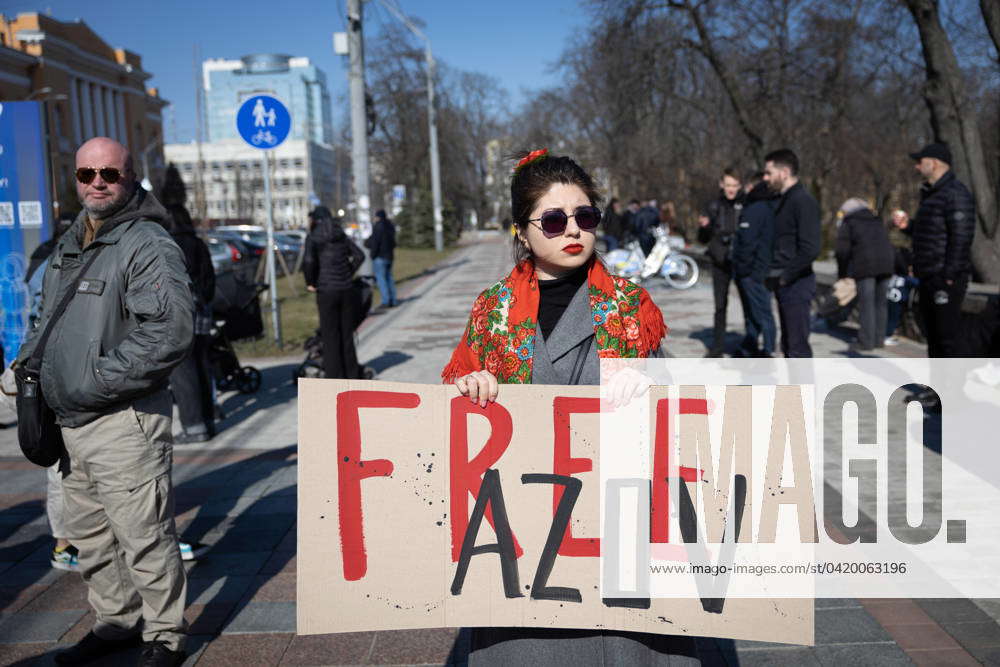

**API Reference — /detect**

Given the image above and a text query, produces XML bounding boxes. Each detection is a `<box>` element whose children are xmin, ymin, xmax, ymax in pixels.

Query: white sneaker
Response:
<box><xmin>883</xmin><ymin>336</ymin><xmax>900</xmax><ymax>346</ymax></box>
<box><xmin>178</xmin><ymin>541</ymin><xmax>209</xmax><ymax>561</ymax></box>
<box><xmin>51</xmin><ymin>545</ymin><xmax>79</xmax><ymax>571</ymax></box>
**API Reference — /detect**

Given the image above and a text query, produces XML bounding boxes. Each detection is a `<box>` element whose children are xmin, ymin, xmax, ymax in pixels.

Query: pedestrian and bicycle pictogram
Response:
<box><xmin>236</xmin><ymin>95</ymin><xmax>291</xmax><ymax>149</ymax></box>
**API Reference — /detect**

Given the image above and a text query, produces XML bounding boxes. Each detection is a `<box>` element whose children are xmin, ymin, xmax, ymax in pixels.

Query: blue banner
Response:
<box><xmin>0</xmin><ymin>101</ymin><xmax>53</xmax><ymax>366</ymax></box>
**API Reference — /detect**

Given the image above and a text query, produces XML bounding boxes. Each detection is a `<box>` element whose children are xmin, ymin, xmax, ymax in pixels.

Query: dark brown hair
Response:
<box><xmin>764</xmin><ymin>148</ymin><xmax>799</xmax><ymax>176</ymax></box>
<box><xmin>509</xmin><ymin>152</ymin><xmax>602</xmax><ymax>263</ymax></box>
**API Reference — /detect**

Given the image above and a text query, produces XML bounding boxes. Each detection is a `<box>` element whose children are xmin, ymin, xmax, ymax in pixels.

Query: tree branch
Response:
<box><xmin>981</xmin><ymin>0</ymin><xmax>1000</xmax><ymax>65</ymax></box>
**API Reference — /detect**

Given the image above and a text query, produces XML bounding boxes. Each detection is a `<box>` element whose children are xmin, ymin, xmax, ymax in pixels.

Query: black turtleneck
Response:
<box><xmin>537</xmin><ymin>264</ymin><xmax>588</xmax><ymax>340</ymax></box>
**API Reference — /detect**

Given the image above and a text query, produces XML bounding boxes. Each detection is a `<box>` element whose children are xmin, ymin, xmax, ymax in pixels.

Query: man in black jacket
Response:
<box><xmin>621</xmin><ymin>199</ymin><xmax>641</xmax><ymax>246</ymax></box>
<box><xmin>698</xmin><ymin>167</ymin><xmax>744</xmax><ymax>356</ymax></box>
<box><xmin>634</xmin><ymin>199</ymin><xmax>660</xmax><ymax>256</ymax></box>
<box><xmin>731</xmin><ymin>175</ymin><xmax>777</xmax><ymax>357</ymax></box>
<box><xmin>601</xmin><ymin>198</ymin><xmax>624</xmax><ymax>251</ymax></box>
<box><xmin>763</xmin><ymin>148</ymin><xmax>821</xmax><ymax>358</ymax></box>
<box><xmin>365</xmin><ymin>209</ymin><xmax>397</xmax><ymax>307</ymax></box>
<box><xmin>894</xmin><ymin>143</ymin><xmax>976</xmax><ymax>357</ymax></box>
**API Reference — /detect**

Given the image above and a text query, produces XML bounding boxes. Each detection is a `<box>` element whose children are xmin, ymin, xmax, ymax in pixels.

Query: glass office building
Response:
<box><xmin>203</xmin><ymin>54</ymin><xmax>333</xmax><ymax>145</ymax></box>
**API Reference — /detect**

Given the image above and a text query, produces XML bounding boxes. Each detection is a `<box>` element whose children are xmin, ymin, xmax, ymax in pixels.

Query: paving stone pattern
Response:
<box><xmin>0</xmin><ymin>232</ymin><xmax>997</xmax><ymax>665</ymax></box>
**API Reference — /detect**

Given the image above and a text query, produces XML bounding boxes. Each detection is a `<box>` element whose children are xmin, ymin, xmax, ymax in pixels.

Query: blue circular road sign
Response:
<box><xmin>236</xmin><ymin>95</ymin><xmax>291</xmax><ymax>149</ymax></box>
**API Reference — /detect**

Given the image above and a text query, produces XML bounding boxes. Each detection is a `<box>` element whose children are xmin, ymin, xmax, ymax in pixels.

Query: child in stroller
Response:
<box><xmin>210</xmin><ymin>278</ymin><xmax>269</xmax><ymax>394</ymax></box>
<box><xmin>209</xmin><ymin>327</ymin><xmax>262</xmax><ymax>394</ymax></box>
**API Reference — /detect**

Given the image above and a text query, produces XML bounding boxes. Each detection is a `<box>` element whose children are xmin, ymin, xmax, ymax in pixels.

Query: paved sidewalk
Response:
<box><xmin>1</xmin><ymin>232</ymin><xmax>998</xmax><ymax>665</ymax></box>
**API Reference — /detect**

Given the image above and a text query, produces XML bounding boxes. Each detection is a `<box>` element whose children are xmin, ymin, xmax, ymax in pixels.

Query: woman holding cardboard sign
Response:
<box><xmin>442</xmin><ymin>149</ymin><xmax>667</xmax><ymax>396</ymax></box>
<box><xmin>442</xmin><ymin>151</ymin><xmax>698</xmax><ymax>665</ymax></box>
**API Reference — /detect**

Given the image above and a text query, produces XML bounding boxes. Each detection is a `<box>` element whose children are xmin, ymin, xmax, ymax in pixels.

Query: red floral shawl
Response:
<box><xmin>441</xmin><ymin>258</ymin><xmax>667</xmax><ymax>384</ymax></box>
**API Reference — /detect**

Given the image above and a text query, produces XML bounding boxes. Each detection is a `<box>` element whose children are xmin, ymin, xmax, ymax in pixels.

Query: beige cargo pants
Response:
<box><xmin>60</xmin><ymin>389</ymin><xmax>187</xmax><ymax>651</ymax></box>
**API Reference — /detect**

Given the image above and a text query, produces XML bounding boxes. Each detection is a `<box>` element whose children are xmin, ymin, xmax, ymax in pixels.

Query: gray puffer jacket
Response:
<box><xmin>17</xmin><ymin>187</ymin><xmax>193</xmax><ymax>427</ymax></box>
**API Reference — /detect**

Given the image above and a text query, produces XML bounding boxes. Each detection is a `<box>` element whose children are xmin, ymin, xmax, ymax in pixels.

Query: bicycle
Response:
<box><xmin>604</xmin><ymin>226</ymin><xmax>700</xmax><ymax>289</ymax></box>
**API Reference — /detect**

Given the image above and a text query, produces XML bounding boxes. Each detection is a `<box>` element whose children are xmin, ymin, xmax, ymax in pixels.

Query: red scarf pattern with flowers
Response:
<box><xmin>442</xmin><ymin>258</ymin><xmax>667</xmax><ymax>384</ymax></box>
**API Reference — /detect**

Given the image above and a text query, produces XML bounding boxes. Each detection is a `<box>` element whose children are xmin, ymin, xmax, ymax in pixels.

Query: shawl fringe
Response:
<box><xmin>441</xmin><ymin>356</ymin><xmax>471</xmax><ymax>384</ymax></box>
<box><xmin>638</xmin><ymin>289</ymin><xmax>668</xmax><ymax>355</ymax></box>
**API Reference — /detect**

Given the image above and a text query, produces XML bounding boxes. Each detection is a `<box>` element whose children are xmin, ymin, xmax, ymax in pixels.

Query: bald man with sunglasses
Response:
<box><xmin>17</xmin><ymin>137</ymin><xmax>193</xmax><ymax>666</ymax></box>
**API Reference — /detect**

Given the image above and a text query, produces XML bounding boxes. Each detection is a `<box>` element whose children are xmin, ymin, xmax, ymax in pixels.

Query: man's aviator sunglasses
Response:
<box><xmin>75</xmin><ymin>167</ymin><xmax>124</xmax><ymax>185</ymax></box>
<box><xmin>527</xmin><ymin>206</ymin><xmax>602</xmax><ymax>238</ymax></box>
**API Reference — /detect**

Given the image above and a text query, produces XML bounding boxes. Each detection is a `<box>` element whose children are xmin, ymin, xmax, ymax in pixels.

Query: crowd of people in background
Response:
<box><xmin>598</xmin><ymin>142</ymin><xmax>979</xmax><ymax>376</ymax></box>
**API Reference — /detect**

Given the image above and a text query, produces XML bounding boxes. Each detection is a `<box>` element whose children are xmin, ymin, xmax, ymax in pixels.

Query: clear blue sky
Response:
<box><xmin>8</xmin><ymin>0</ymin><xmax>582</xmax><ymax>143</ymax></box>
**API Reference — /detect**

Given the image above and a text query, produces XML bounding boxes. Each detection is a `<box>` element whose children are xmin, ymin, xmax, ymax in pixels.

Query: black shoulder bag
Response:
<box><xmin>14</xmin><ymin>246</ymin><xmax>104</xmax><ymax>467</ymax></box>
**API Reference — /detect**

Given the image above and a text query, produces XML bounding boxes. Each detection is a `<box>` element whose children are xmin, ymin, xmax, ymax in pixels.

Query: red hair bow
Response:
<box><xmin>513</xmin><ymin>148</ymin><xmax>548</xmax><ymax>172</ymax></box>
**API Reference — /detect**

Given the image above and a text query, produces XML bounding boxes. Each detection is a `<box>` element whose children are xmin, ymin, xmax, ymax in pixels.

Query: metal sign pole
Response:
<box><xmin>263</xmin><ymin>149</ymin><xmax>282</xmax><ymax>347</ymax></box>
<box><xmin>234</xmin><ymin>93</ymin><xmax>290</xmax><ymax>350</ymax></box>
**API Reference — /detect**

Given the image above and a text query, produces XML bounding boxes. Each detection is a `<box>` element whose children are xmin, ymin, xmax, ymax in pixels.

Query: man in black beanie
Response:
<box><xmin>893</xmin><ymin>142</ymin><xmax>976</xmax><ymax>358</ymax></box>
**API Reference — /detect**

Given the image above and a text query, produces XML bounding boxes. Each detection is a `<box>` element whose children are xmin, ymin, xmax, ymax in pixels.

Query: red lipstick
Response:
<box><xmin>563</xmin><ymin>244</ymin><xmax>584</xmax><ymax>255</ymax></box>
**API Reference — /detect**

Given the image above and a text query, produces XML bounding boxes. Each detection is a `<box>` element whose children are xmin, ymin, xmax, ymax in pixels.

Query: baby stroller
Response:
<box><xmin>294</xmin><ymin>276</ymin><xmax>376</xmax><ymax>381</ymax></box>
<box><xmin>210</xmin><ymin>273</ymin><xmax>269</xmax><ymax>394</ymax></box>
<box><xmin>294</xmin><ymin>330</ymin><xmax>326</xmax><ymax>380</ymax></box>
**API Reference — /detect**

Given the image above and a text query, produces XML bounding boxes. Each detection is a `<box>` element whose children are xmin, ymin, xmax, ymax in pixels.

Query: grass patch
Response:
<box><xmin>233</xmin><ymin>245</ymin><xmax>458</xmax><ymax>359</ymax></box>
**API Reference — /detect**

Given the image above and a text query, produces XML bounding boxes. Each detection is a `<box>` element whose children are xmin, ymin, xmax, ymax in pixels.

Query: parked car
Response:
<box><xmin>275</xmin><ymin>231</ymin><xmax>303</xmax><ymax>247</ymax></box>
<box><xmin>238</xmin><ymin>232</ymin><xmax>296</xmax><ymax>273</ymax></box>
<box><xmin>205</xmin><ymin>236</ymin><xmax>235</xmax><ymax>275</ymax></box>
<box><xmin>215</xmin><ymin>224</ymin><xmax>265</xmax><ymax>238</ymax></box>
<box><xmin>207</xmin><ymin>232</ymin><xmax>264</xmax><ymax>280</ymax></box>
<box><xmin>278</xmin><ymin>229</ymin><xmax>307</xmax><ymax>244</ymax></box>
<box><xmin>275</xmin><ymin>232</ymin><xmax>305</xmax><ymax>267</ymax></box>
<box><xmin>214</xmin><ymin>226</ymin><xmax>299</xmax><ymax>274</ymax></box>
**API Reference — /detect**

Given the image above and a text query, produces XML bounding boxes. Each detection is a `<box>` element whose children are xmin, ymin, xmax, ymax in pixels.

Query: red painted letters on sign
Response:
<box><xmin>553</xmin><ymin>396</ymin><xmax>600</xmax><ymax>557</ymax></box>
<box><xmin>449</xmin><ymin>398</ymin><xmax>524</xmax><ymax>562</ymax></box>
<box><xmin>337</xmin><ymin>390</ymin><xmax>421</xmax><ymax>580</ymax></box>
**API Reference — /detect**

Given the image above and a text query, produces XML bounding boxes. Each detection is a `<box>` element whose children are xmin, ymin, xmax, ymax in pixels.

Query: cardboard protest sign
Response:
<box><xmin>297</xmin><ymin>379</ymin><xmax>813</xmax><ymax>645</ymax></box>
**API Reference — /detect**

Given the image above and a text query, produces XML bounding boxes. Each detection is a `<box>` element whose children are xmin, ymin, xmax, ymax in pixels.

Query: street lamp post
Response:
<box><xmin>375</xmin><ymin>0</ymin><xmax>445</xmax><ymax>252</ymax></box>
<box><xmin>346</xmin><ymin>0</ymin><xmax>372</xmax><ymax>232</ymax></box>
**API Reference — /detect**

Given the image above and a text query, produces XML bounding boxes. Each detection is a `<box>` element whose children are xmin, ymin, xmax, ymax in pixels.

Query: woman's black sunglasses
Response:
<box><xmin>75</xmin><ymin>167</ymin><xmax>123</xmax><ymax>185</ymax></box>
<box><xmin>527</xmin><ymin>206</ymin><xmax>602</xmax><ymax>238</ymax></box>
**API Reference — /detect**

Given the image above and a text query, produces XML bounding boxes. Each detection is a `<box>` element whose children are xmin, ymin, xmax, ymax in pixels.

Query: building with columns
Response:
<box><xmin>0</xmin><ymin>12</ymin><xmax>167</xmax><ymax>217</ymax></box>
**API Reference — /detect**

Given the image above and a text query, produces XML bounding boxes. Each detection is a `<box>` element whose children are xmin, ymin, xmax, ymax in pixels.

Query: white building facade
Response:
<box><xmin>202</xmin><ymin>54</ymin><xmax>333</xmax><ymax>146</ymax></box>
<box><xmin>164</xmin><ymin>139</ymin><xmax>346</xmax><ymax>228</ymax></box>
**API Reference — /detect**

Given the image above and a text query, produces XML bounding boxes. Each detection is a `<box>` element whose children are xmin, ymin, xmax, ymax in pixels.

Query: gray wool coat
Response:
<box><xmin>530</xmin><ymin>276</ymin><xmax>600</xmax><ymax>386</ymax></box>
<box><xmin>467</xmin><ymin>280</ymin><xmax>696</xmax><ymax>666</ymax></box>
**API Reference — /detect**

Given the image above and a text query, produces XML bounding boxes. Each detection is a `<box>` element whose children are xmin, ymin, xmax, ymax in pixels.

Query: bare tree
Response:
<box><xmin>982</xmin><ymin>0</ymin><xmax>1000</xmax><ymax>64</ymax></box>
<box><xmin>363</xmin><ymin>21</ymin><xmax>510</xmax><ymax>245</ymax></box>
<box><xmin>653</xmin><ymin>0</ymin><xmax>767</xmax><ymax>163</ymax></box>
<box><xmin>903</xmin><ymin>0</ymin><xmax>1000</xmax><ymax>281</ymax></box>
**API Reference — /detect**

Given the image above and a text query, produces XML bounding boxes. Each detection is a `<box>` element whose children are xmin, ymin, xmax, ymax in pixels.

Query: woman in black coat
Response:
<box><xmin>304</xmin><ymin>207</ymin><xmax>365</xmax><ymax>379</ymax></box>
<box><xmin>165</xmin><ymin>204</ymin><xmax>217</xmax><ymax>443</ymax></box>
<box><xmin>834</xmin><ymin>199</ymin><xmax>895</xmax><ymax>351</ymax></box>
